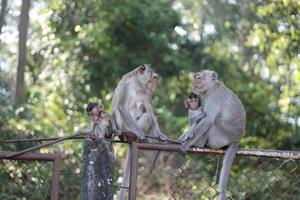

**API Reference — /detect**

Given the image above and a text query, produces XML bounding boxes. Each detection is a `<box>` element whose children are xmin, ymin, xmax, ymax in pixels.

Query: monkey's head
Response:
<box><xmin>136</xmin><ymin>64</ymin><xmax>159</xmax><ymax>93</ymax></box>
<box><xmin>192</xmin><ymin>70</ymin><xmax>218</xmax><ymax>95</ymax></box>
<box><xmin>86</xmin><ymin>102</ymin><xmax>104</xmax><ymax>121</ymax></box>
<box><xmin>188</xmin><ymin>92</ymin><xmax>200</xmax><ymax>110</ymax></box>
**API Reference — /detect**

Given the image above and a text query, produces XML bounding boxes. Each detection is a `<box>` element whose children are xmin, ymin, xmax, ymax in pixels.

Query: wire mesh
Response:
<box><xmin>0</xmin><ymin>159</ymin><xmax>53</xmax><ymax>200</ymax></box>
<box><xmin>135</xmin><ymin>151</ymin><xmax>300</xmax><ymax>200</ymax></box>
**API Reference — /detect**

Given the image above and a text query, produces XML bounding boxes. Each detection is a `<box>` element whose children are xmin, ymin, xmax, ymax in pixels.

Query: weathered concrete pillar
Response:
<box><xmin>81</xmin><ymin>139</ymin><xmax>114</xmax><ymax>200</ymax></box>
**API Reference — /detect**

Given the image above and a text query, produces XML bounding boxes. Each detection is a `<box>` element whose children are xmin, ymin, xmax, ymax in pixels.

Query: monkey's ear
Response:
<box><xmin>97</xmin><ymin>99</ymin><xmax>104</xmax><ymax>110</ymax></box>
<box><xmin>211</xmin><ymin>72</ymin><xmax>218</xmax><ymax>81</ymax></box>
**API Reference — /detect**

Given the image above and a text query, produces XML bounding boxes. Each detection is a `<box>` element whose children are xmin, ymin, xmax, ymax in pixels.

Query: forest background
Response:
<box><xmin>1</xmin><ymin>0</ymin><xmax>300</xmax><ymax>199</ymax></box>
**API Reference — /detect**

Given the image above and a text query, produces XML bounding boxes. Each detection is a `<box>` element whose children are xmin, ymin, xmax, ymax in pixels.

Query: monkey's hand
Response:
<box><xmin>178</xmin><ymin>130</ymin><xmax>194</xmax><ymax>143</ymax></box>
<box><xmin>157</xmin><ymin>132</ymin><xmax>168</xmax><ymax>142</ymax></box>
<box><xmin>138</xmin><ymin>133</ymin><xmax>148</xmax><ymax>143</ymax></box>
<box><xmin>180</xmin><ymin>142</ymin><xmax>190</xmax><ymax>154</ymax></box>
<box><xmin>184</xmin><ymin>98</ymin><xmax>190</xmax><ymax>109</ymax></box>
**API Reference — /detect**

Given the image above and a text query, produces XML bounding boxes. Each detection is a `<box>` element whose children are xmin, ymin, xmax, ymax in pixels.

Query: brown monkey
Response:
<box><xmin>86</xmin><ymin>100</ymin><xmax>113</xmax><ymax>139</ymax></box>
<box><xmin>178</xmin><ymin>70</ymin><xmax>246</xmax><ymax>200</ymax></box>
<box><xmin>111</xmin><ymin>64</ymin><xmax>167</xmax><ymax>200</ymax></box>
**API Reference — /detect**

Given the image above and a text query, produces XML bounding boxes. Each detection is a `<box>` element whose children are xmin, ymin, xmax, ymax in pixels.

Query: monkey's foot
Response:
<box><xmin>178</xmin><ymin>131</ymin><xmax>194</xmax><ymax>143</ymax></box>
<box><xmin>157</xmin><ymin>133</ymin><xmax>168</xmax><ymax>142</ymax></box>
<box><xmin>139</xmin><ymin>138</ymin><xmax>149</xmax><ymax>143</ymax></box>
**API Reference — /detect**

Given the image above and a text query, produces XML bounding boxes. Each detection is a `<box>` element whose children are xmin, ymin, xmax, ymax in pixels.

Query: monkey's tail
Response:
<box><xmin>119</xmin><ymin>148</ymin><xmax>131</xmax><ymax>200</ymax></box>
<box><xmin>218</xmin><ymin>143</ymin><xmax>239</xmax><ymax>200</ymax></box>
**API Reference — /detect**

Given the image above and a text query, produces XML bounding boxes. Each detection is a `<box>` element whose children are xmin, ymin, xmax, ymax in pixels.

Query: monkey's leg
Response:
<box><xmin>137</xmin><ymin>113</ymin><xmax>152</xmax><ymax>134</ymax></box>
<box><xmin>119</xmin><ymin>147</ymin><xmax>132</xmax><ymax>200</ymax></box>
<box><xmin>180</xmin><ymin>132</ymin><xmax>207</xmax><ymax>152</ymax></box>
<box><xmin>118</xmin><ymin>107</ymin><xmax>147</xmax><ymax>140</ymax></box>
<box><xmin>180</xmin><ymin>117</ymin><xmax>212</xmax><ymax>152</ymax></box>
<box><xmin>143</xmin><ymin>103</ymin><xmax>167</xmax><ymax>141</ymax></box>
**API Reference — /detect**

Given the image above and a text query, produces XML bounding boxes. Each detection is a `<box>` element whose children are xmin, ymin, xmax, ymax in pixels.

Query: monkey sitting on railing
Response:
<box><xmin>85</xmin><ymin>100</ymin><xmax>113</xmax><ymax>140</ymax></box>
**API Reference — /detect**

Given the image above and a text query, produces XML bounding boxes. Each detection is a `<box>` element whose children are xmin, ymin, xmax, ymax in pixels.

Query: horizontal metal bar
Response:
<box><xmin>5</xmin><ymin>136</ymin><xmax>86</xmax><ymax>143</ymax></box>
<box><xmin>0</xmin><ymin>151</ymin><xmax>61</xmax><ymax>161</ymax></box>
<box><xmin>135</xmin><ymin>143</ymin><xmax>300</xmax><ymax>160</ymax></box>
<box><xmin>4</xmin><ymin>137</ymin><xmax>126</xmax><ymax>144</ymax></box>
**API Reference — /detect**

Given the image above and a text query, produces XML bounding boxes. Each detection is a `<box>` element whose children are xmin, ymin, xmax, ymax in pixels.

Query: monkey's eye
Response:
<box><xmin>140</xmin><ymin>65</ymin><xmax>146</xmax><ymax>71</ymax></box>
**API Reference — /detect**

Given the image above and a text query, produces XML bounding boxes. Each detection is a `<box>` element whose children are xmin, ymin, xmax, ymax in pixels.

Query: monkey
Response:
<box><xmin>179</xmin><ymin>92</ymin><xmax>207</xmax><ymax>145</ymax></box>
<box><xmin>184</xmin><ymin>92</ymin><xmax>206</xmax><ymax>126</ymax></box>
<box><xmin>111</xmin><ymin>64</ymin><xmax>167</xmax><ymax>200</ymax></box>
<box><xmin>178</xmin><ymin>70</ymin><xmax>246</xmax><ymax>200</ymax></box>
<box><xmin>86</xmin><ymin>100</ymin><xmax>113</xmax><ymax>140</ymax></box>
<box><xmin>7</xmin><ymin>100</ymin><xmax>114</xmax><ymax>159</ymax></box>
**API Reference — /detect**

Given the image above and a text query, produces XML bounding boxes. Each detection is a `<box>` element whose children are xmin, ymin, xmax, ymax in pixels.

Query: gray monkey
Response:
<box><xmin>178</xmin><ymin>70</ymin><xmax>246</xmax><ymax>200</ymax></box>
<box><xmin>111</xmin><ymin>64</ymin><xmax>167</xmax><ymax>200</ymax></box>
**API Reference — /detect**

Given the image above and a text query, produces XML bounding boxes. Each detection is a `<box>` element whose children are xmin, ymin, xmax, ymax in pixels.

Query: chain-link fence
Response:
<box><xmin>129</xmin><ymin>143</ymin><xmax>300</xmax><ymax>200</ymax></box>
<box><xmin>0</xmin><ymin>152</ymin><xmax>61</xmax><ymax>200</ymax></box>
<box><xmin>2</xmin><ymin>141</ymin><xmax>300</xmax><ymax>200</ymax></box>
<box><xmin>168</xmin><ymin>153</ymin><xmax>300</xmax><ymax>200</ymax></box>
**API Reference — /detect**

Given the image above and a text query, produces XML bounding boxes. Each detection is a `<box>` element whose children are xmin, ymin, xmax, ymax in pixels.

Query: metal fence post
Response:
<box><xmin>51</xmin><ymin>154</ymin><xmax>62</xmax><ymax>200</ymax></box>
<box><xmin>129</xmin><ymin>143</ymin><xmax>139</xmax><ymax>200</ymax></box>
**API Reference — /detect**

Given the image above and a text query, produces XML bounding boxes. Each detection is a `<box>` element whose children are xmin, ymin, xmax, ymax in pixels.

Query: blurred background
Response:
<box><xmin>1</xmin><ymin>0</ymin><xmax>300</xmax><ymax>199</ymax></box>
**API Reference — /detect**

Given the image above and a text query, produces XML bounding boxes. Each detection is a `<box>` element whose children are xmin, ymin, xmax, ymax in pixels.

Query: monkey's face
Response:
<box><xmin>147</xmin><ymin>73</ymin><xmax>158</xmax><ymax>93</ymax></box>
<box><xmin>188</xmin><ymin>98</ymin><xmax>199</xmax><ymax>110</ymax></box>
<box><xmin>137</xmin><ymin>64</ymin><xmax>158</xmax><ymax>93</ymax></box>
<box><xmin>89</xmin><ymin>106</ymin><xmax>103</xmax><ymax>121</ymax></box>
<box><xmin>192</xmin><ymin>70</ymin><xmax>217</xmax><ymax>95</ymax></box>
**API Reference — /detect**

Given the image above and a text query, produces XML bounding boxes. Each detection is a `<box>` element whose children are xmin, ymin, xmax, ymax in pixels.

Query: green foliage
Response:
<box><xmin>1</xmin><ymin>0</ymin><xmax>300</xmax><ymax>199</ymax></box>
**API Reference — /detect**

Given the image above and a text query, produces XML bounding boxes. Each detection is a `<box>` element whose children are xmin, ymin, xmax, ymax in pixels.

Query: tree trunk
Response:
<box><xmin>81</xmin><ymin>139</ymin><xmax>114</xmax><ymax>200</ymax></box>
<box><xmin>15</xmin><ymin>0</ymin><xmax>30</xmax><ymax>103</ymax></box>
<box><xmin>238</xmin><ymin>0</ymin><xmax>253</xmax><ymax>72</ymax></box>
<box><xmin>0</xmin><ymin>0</ymin><xmax>8</xmax><ymax>34</ymax></box>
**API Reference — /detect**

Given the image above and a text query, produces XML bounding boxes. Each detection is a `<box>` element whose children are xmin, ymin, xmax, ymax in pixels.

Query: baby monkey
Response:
<box><xmin>179</xmin><ymin>92</ymin><xmax>207</xmax><ymax>147</ymax></box>
<box><xmin>86</xmin><ymin>100</ymin><xmax>113</xmax><ymax>139</ymax></box>
<box><xmin>184</xmin><ymin>92</ymin><xmax>206</xmax><ymax>126</ymax></box>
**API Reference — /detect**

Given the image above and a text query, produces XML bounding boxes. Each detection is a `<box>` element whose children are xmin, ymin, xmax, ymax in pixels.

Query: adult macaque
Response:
<box><xmin>111</xmin><ymin>64</ymin><xmax>167</xmax><ymax>200</ymax></box>
<box><xmin>86</xmin><ymin>100</ymin><xmax>113</xmax><ymax>139</ymax></box>
<box><xmin>178</xmin><ymin>70</ymin><xmax>246</xmax><ymax>200</ymax></box>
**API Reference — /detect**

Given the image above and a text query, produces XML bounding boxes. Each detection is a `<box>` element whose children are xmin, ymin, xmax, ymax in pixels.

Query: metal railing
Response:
<box><xmin>0</xmin><ymin>151</ymin><xmax>61</xmax><ymax>200</ymax></box>
<box><xmin>3</xmin><ymin>137</ymin><xmax>300</xmax><ymax>200</ymax></box>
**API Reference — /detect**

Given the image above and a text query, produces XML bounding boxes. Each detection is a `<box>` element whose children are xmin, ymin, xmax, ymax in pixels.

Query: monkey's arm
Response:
<box><xmin>180</xmin><ymin>102</ymin><xmax>219</xmax><ymax>152</ymax></box>
<box><xmin>188</xmin><ymin>110</ymin><xmax>197</xmax><ymax>126</ymax></box>
<box><xmin>113</xmin><ymin>82</ymin><xmax>147</xmax><ymax>140</ymax></box>
<box><xmin>188</xmin><ymin>108</ymin><xmax>206</xmax><ymax>126</ymax></box>
<box><xmin>118</xmin><ymin>106</ymin><xmax>147</xmax><ymax>141</ymax></box>
<box><xmin>180</xmin><ymin>117</ymin><xmax>211</xmax><ymax>152</ymax></box>
<box><xmin>144</xmin><ymin>102</ymin><xmax>167</xmax><ymax>141</ymax></box>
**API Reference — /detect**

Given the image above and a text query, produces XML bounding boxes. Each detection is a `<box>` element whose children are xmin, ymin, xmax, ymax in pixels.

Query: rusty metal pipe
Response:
<box><xmin>0</xmin><ymin>151</ymin><xmax>60</xmax><ymax>161</ymax></box>
<box><xmin>5</xmin><ymin>136</ymin><xmax>86</xmax><ymax>143</ymax></box>
<box><xmin>51</xmin><ymin>155</ymin><xmax>61</xmax><ymax>200</ymax></box>
<box><xmin>135</xmin><ymin>143</ymin><xmax>300</xmax><ymax>160</ymax></box>
<box><xmin>0</xmin><ymin>151</ymin><xmax>61</xmax><ymax>200</ymax></box>
<box><xmin>129</xmin><ymin>143</ymin><xmax>139</xmax><ymax>200</ymax></box>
